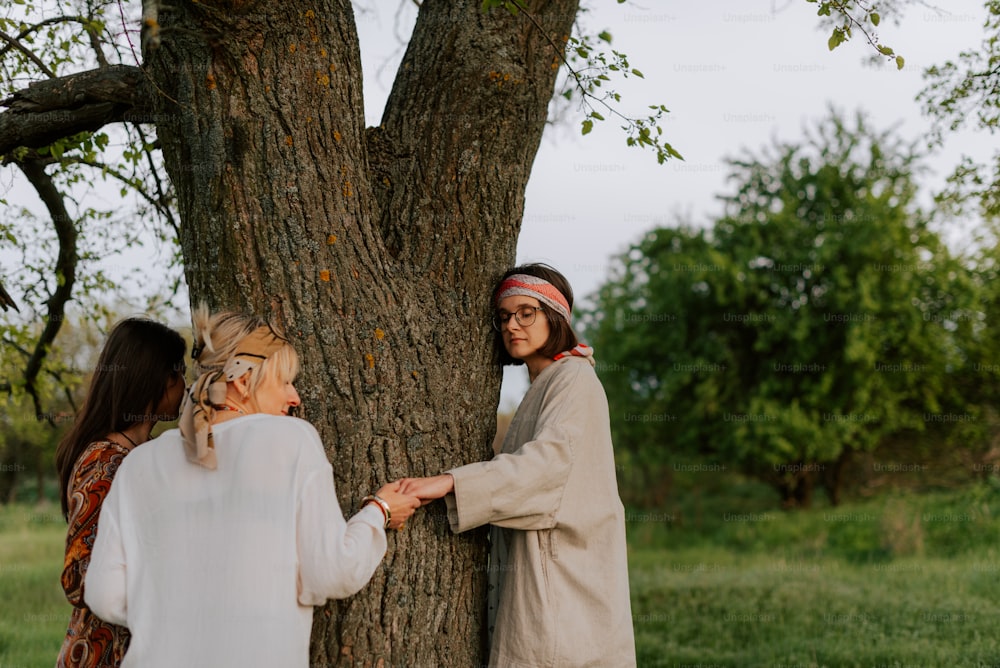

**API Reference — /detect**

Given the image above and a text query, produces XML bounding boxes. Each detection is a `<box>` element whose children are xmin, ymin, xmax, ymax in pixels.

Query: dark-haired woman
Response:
<box><xmin>55</xmin><ymin>318</ymin><xmax>186</xmax><ymax>667</ymax></box>
<box><xmin>398</xmin><ymin>263</ymin><xmax>637</xmax><ymax>667</ymax></box>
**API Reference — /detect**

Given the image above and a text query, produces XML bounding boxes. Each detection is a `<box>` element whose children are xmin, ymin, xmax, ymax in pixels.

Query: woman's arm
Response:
<box><xmin>61</xmin><ymin>443</ymin><xmax>128</xmax><ymax>608</ymax></box>
<box><xmin>295</xmin><ymin>467</ymin><xmax>420</xmax><ymax>604</ymax></box>
<box><xmin>400</xmin><ymin>364</ymin><xmax>599</xmax><ymax>533</ymax></box>
<box><xmin>296</xmin><ymin>467</ymin><xmax>387</xmax><ymax>604</ymax></box>
<box><xmin>397</xmin><ymin>421</ymin><xmax>574</xmax><ymax>534</ymax></box>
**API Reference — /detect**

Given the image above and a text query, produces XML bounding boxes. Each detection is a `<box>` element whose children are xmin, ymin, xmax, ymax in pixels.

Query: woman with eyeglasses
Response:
<box><xmin>398</xmin><ymin>263</ymin><xmax>636</xmax><ymax>667</ymax></box>
<box><xmin>84</xmin><ymin>307</ymin><xmax>420</xmax><ymax>667</ymax></box>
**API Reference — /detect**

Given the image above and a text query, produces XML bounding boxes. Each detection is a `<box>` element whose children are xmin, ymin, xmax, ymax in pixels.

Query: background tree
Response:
<box><xmin>583</xmin><ymin>110</ymin><xmax>989</xmax><ymax>507</ymax></box>
<box><xmin>920</xmin><ymin>0</ymin><xmax>1000</xmax><ymax>220</ymax></box>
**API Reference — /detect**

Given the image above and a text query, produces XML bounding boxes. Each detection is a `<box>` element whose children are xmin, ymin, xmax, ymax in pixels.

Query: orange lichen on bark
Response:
<box><xmin>488</xmin><ymin>71</ymin><xmax>521</xmax><ymax>88</ymax></box>
<box><xmin>319</xmin><ymin>270</ymin><xmax>330</xmax><ymax>282</ymax></box>
<box><xmin>326</xmin><ymin>234</ymin><xmax>337</xmax><ymax>245</ymax></box>
<box><xmin>285</xmin><ymin>136</ymin><xmax>294</xmax><ymax>146</ymax></box>
<box><xmin>365</xmin><ymin>353</ymin><xmax>375</xmax><ymax>369</ymax></box>
<box><xmin>374</xmin><ymin>328</ymin><xmax>385</xmax><ymax>341</ymax></box>
<box><xmin>206</xmin><ymin>72</ymin><xmax>217</xmax><ymax>90</ymax></box>
<box><xmin>342</xmin><ymin>181</ymin><xmax>352</xmax><ymax>197</ymax></box>
<box><xmin>333</xmin><ymin>130</ymin><xmax>342</xmax><ymax>142</ymax></box>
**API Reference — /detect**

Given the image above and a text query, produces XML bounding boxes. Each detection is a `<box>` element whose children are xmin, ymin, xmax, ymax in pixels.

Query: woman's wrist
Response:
<box><xmin>361</xmin><ymin>494</ymin><xmax>391</xmax><ymax>529</ymax></box>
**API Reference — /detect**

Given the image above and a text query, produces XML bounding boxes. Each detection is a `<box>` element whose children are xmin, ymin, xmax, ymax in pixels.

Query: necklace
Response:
<box><xmin>116</xmin><ymin>431</ymin><xmax>139</xmax><ymax>448</ymax></box>
<box><xmin>216</xmin><ymin>404</ymin><xmax>246</xmax><ymax>414</ymax></box>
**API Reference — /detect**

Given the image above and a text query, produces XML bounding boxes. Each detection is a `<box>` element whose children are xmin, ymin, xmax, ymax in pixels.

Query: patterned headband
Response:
<box><xmin>495</xmin><ymin>274</ymin><xmax>571</xmax><ymax>323</ymax></box>
<box><xmin>180</xmin><ymin>325</ymin><xmax>288</xmax><ymax>470</ymax></box>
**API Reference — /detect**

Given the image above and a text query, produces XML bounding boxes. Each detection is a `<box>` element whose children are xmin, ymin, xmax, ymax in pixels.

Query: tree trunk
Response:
<box><xmin>144</xmin><ymin>0</ymin><xmax>578</xmax><ymax>664</ymax></box>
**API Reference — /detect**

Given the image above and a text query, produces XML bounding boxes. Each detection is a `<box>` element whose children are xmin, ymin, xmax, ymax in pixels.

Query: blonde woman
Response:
<box><xmin>85</xmin><ymin>307</ymin><xmax>419</xmax><ymax>667</ymax></box>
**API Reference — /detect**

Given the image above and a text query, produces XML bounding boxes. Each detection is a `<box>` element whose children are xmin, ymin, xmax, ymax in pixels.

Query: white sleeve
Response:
<box><xmin>296</xmin><ymin>464</ymin><xmax>388</xmax><ymax>605</ymax></box>
<box><xmin>83</xmin><ymin>478</ymin><xmax>129</xmax><ymax>626</ymax></box>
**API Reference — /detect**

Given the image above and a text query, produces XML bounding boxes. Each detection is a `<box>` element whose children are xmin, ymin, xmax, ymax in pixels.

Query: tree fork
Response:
<box><xmin>137</xmin><ymin>0</ymin><xmax>578</xmax><ymax>664</ymax></box>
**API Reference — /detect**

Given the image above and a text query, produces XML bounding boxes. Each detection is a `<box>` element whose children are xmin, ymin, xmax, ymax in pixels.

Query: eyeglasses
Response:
<box><xmin>492</xmin><ymin>305</ymin><xmax>545</xmax><ymax>331</ymax></box>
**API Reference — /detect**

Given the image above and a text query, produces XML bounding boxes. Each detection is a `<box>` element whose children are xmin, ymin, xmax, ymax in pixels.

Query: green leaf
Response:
<box><xmin>827</xmin><ymin>28</ymin><xmax>845</xmax><ymax>51</ymax></box>
<box><xmin>598</xmin><ymin>31</ymin><xmax>612</xmax><ymax>44</ymax></box>
<box><xmin>870</xmin><ymin>12</ymin><xmax>880</xmax><ymax>26</ymax></box>
<box><xmin>877</xmin><ymin>45</ymin><xmax>895</xmax><ymax>56</ymax></box>
<box><xmin>581</xmin><ymin>119</ymin><xmax>594</xmax><ymax>135</ymax></box>
<box><xmin>631</xmin><ymin>68</ymin><xmax>644</xmax><ymax>78</ymax></box>
<box><xmin>896</xmin><ymin>55</ymin><xmax>905</xmax><ymax>70</ymax></box>
<box><xmin>591</xmin><ymin>111</ymin><xmax>605</xmax><ymax>121</ymax></box>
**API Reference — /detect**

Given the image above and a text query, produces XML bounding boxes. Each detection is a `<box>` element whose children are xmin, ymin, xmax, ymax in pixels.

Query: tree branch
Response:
<box><xmin>0</xmin><ymin>28</ymin><xmax>57</xmax><ymax>78</ymax></box>
<box><xmin>65</xmin><ymin>155</ymin><xmax>173</xmax><ymax>222</ymax></box>
<box><xmin>0</xmin><ymin>65</ymin><xmax>148</xmax><ymax>157</ymax></box>
<box><xmin>16</xmin><ymin>157</ymin><xmax>78</xmax><ymax>427</ymax></box>
<box><xmin>0</xmin><ymin>15</ymin><xmax>95</xmax><ymax>62</ymax></box>
<box><xmin>134</xmin><ymin>123</ymin><xmax>179</xmax><ymax>238</ymax></box>
<box><xmin>0</xmin><ymin>281</ymin><xmax>18</xmax><ymax>311</ymax></box>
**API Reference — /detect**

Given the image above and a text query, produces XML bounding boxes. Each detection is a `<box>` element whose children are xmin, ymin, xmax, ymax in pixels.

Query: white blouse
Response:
<box><xmin>85</xmin><ymin>414</ymin><xmax>387</xmax><ymax>667</ymax></box>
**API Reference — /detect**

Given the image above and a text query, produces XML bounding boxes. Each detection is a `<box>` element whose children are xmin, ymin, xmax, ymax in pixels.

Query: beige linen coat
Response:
<box><xmin>445</xmin><ymin>354</ymin><xmax>637</xmax><ymax>667</ymax></box>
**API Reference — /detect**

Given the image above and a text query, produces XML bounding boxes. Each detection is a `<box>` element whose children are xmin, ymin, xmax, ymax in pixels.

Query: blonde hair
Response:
<box><xmin>191</xmin><ymin>304</ymin><xmax>299</xmax><ymax>405</ymax></box>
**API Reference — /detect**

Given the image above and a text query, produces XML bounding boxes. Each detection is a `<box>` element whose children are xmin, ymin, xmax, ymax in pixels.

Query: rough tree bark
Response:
<box><xmin>137</xmin><ymin>0</ymin><xmax>579</xmax><ymax>665</ymax></box>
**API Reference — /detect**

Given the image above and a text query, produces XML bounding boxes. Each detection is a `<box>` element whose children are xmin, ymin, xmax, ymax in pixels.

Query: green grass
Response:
<box><xmin>627</xmin><ymin>477</ymin><xmax>1000</xmax><ymax>666</ymax></box>
<box><xmin>9</xmin><ymin>485</ymin><xmax>1000</xmax><ymax>667</ymax></box>
<box><xmin>0</xmin><ymin>502</ymin><xmax>69</xmax><ymax>667</ymax></box>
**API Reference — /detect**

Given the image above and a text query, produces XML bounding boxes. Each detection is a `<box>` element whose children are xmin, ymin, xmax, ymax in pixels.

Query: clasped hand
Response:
<box><xmin>396</xmin><ymin>474</ymin><xmax>455</xmax><ymax>505</ymax></box>
<box><xmin>372</xmin><ymin>474</ymin><xmax>454</xmax><ymax>529</ymax></box>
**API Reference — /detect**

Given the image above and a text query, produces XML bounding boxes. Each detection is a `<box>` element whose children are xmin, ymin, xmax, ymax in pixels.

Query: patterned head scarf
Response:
<box><xmin>494</xmin><ymin>274</ymin><xmax>572</xmax><ymax>322</ymax></box>
<box><xmin>179</xmin><ymin>326</ymin><xmax>288</xmax><ymax>469</ymax></box>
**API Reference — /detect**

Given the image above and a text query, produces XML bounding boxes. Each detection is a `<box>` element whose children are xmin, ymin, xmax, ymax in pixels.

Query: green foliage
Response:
<box><xmin>919</xmin><ymin>0</ymin><xmax>1000</xmax><ymax>219</ymax></box>
<box><xmin>582</xmin><ymin>110</ymin><xmax>993</xmax><ymax>503</ymax></box>
<box><xmin>1</xmin><ymin>1</ymin><xmax>185</xmax><ymax>459</ymax></box>
<box><xmin>807</xmin><ymin>0</ymin><xmax>905</xmax><ymax>68</ymax></box>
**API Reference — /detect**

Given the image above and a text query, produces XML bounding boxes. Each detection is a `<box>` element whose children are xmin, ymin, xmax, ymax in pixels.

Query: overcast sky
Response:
<box><xmin>351</xmin><ymin>0</ymin><xmax>989</xmax><ymax>407</ymax></box>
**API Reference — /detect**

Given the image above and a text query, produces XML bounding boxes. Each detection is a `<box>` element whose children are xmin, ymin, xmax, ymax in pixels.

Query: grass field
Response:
<box><xmin>6</xmin><ymin>482</ymin><xmax>1000</xmax><ymax>667</ymax></box>
<box><xmin>0</xmin><ymin>504</ymin><xmax>67</xmax><ymax>667</ymax></box>
<box><xmin>627</xmin><ymin>476</ymin><xmax>1000</xmax><ymax>667</ymax></box>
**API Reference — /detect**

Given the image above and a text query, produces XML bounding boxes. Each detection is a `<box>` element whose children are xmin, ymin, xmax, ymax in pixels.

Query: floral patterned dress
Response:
<box><xmin>57</xmin><ymin>440</ymin><xmax>133</xmax><ymax>667</ymax></box>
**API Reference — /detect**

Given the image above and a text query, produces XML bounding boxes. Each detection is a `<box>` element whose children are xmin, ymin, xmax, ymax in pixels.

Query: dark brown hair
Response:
<box><xmin>493</xmin><ymin>263</ymin><xmax>579</xmax><ymax>366</ymax></box>
<box><xmin>55</xmin><ymin>318</ymin><xmax>186</xmax><ymax>519</ymax></box>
